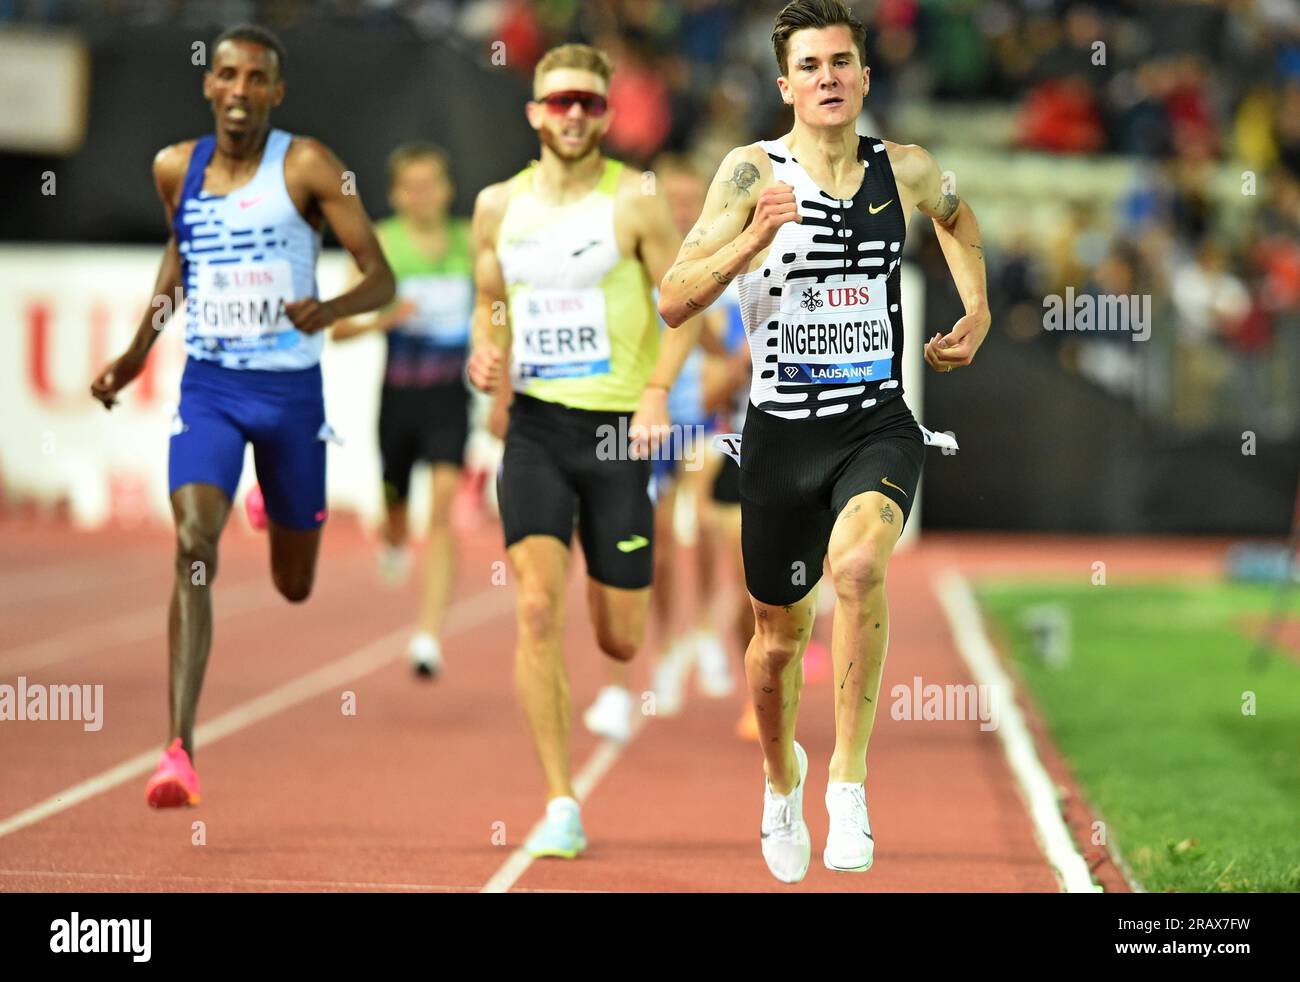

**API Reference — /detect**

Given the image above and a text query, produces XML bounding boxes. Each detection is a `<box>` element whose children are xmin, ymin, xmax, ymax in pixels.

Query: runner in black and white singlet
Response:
<box><xmin>660</xmin><ymin>0</ymin><xmax>991</xmax><ymax>883</ymax></box>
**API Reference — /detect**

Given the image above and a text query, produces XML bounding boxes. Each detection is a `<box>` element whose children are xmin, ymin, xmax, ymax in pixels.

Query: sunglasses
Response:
<box><xmin>538</xmin><ymin>90</ymin><xmax>609</xmax><ymax>117</ymax></box>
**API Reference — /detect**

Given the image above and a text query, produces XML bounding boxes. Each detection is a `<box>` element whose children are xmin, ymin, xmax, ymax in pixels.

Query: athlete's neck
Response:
<box><xmin>533</xmin><ymin>145</ymin><xmax>605</xmax><ymax>204</ymax></box>
<box><xmin>402</xmin><ymin>213</ymin><xmax>448</xmax><ymax>236</ymax></box>
<box><xmin>213</xmin><ymin>125</ymin><xmax>270</xmax><ymax>166</ymax></box>
<box><xmin>784</xmin><ymin>121</ymin><xmax>860</xmax><ymax>182</ymax></box>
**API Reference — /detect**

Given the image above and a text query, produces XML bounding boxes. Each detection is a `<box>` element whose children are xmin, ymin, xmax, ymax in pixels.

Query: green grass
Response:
<box><xmin>975</xmin><ymin>579</ymin><xmax>1300</xmax><ymax>893</ymax></box>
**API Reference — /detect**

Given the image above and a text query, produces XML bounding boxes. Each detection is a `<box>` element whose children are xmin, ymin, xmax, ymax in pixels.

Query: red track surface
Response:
<box><xmin>0</xmin><ymin>515</ymin><xmax>1226</xmax><ymax>892</ymax></box>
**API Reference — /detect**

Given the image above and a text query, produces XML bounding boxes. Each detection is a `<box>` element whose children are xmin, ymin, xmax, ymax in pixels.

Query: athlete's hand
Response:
<box><xmin>744</xmin><ymin>182</ymin><xmax>800</xmax><ymax>253</ymax></box>
<box><xmin>629</xmin><ymin>386</ymin><xmax>671</xmax><ymax>460</ymax></box>
<box><xmin>924</xmin><ymin>310</ymin><xmax>990</xmax><ymax>373</ymax></box>
<box><xmin>379</xmin><ymin>299</ymin><xmax>418</xmax><ymax>332</ymax></box>
<box><xmin>90</xmin><ymin>351</ymin><xmax>146</xmax><ymax>411</ymax></box>
<box><xmin>468</xmin><ymin>343</ymin><xmax>505</xmax><ymax>393</ymax></box>
<box><xmin>285</xmin><ymin>298</ymin><xmax>339</xmax><ymax>335</ymax></box>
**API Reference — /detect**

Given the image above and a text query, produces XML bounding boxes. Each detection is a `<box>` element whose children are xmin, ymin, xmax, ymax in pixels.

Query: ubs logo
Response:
<box><xmin>799</xmin><ymin>288</ymin><xmax>823</xmax><ymax>312</ymax></box>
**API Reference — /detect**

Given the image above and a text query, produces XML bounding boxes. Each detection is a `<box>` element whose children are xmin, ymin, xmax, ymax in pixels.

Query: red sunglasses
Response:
<box><xmin>538</xmin><ymin>90</ymin><xmax>609</xmax><ymax>117</ymax></box>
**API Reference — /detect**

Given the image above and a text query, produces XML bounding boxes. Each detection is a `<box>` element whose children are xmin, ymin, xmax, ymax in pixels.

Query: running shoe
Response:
<box><xmin>760</xmin><ymin>739</ymin><xmax>810</xmax><ymax>883</ymax></box>
<box><xmin>823</xmin><ymin>781</ymin><xmax>875</xmax><ymax>872</ymax></box>
<box><xmin>145</xmin><ymin>738</ymin><xmax>201</xmax><ymax>808</ymax></box>
<box><xmin>695</xmin><ymin>630</ymin><xmax>736</xmax><ymax>698</ymax></box>
<box><xmin>408</xmin><ymin>633</ymin><xmax>443</xmax><ymax>679</ymax></box>
<box><xmin>650</xmin><ymin>641</ymin><xmax>693</xmax><ymax>717</ymax></box>
<box><xmin>244</xmin><ymin>484</ymin><xmax>267</xmax><ymax>531</ymax></box>
<box><xmin>582</xmin><ymin>685</ymin><xmax>633</xmax><ymax>742</ymax></box>
<box><xmin>525</xmin><ymin>796</ymin><xmax>587</xmax><ymax>859</ymax></box>
<box><xmin>735</xmin><ymin>701</ymin><xmax>760</xmax><ymax>742</ymax></box>
<box><xmin>377</xmin><ymin>543</ymin><xmax>412</xmax><ymax>587</ymax></box>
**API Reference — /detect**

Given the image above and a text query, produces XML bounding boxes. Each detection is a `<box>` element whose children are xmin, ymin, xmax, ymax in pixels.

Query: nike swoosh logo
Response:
<box><xmin>239</xmin><ymin>196</ymin><xmax>266</xmax><ymax>209</ymax></box>
<box><xmin>881</xmin><ymin>476</ymin><xmax>908</xmax><ymax>498</ymax></box>
<box><xmin>572</xmin><ymin>240</ymin><xmax>602</xmax><ymax>257</ymax></box>
<box><xmin>616</xmin><ymin>534</ymin><xmax>649</xmax><ymax>553</ymax></box>
<box><xmin>868</xmin><ymin>199</ymin><xmax>893</xmax><ymax>215</ymax></box>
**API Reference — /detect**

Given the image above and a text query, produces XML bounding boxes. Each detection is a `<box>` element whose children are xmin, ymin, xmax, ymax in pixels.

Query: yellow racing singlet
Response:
<box><xmin>496</xmin><ymin>159</ymin><xmax>658</xmax><ymax>413</ymax></box>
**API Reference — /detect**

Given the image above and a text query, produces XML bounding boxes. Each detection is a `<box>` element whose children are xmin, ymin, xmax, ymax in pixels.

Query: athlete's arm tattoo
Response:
<box><xmin>934</xmin><ymin>191</ymin><xmax>961</xmax><ymax>226</ymax></box>
<box><xmin>970</xmin><ymin>243</ymin><xmax>984</xmax><ymax>262</ymax></box>
<box><xmin>880</xmin><ymin>503</ymin><xmax>896</xmax><ymax>525</ymax></box>
<box><xmin>721</xmin><ymin>162</ymin><xmax>760</xmax><ymax>198</ymax></box>
<box><xmin>685</xmin><ymin>298</ymin><xmax>705</xmax><ymax>312</ymax></box>
<box><xmin>711</xmin><ymin>270</ymin><xmax>731</xmax><ymax>285</ymax></box>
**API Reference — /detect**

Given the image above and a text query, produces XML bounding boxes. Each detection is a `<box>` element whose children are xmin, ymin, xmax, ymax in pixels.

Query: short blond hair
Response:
<box><xmin>533</xmin><ymin>43</ymin><xmax>613</xmax><ymax>98</ymax></box>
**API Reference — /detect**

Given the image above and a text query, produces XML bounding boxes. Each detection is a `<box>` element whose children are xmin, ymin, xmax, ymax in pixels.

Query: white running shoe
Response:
<box><xmin>378</xmin><ymin>544</ymin><xmax>412</xmax><ymax>587</ymax></box>
<box><xmin>823</xmin><ymin>781</ymin><xmax>874</xmax><ymax>872</ymax></box>
<box><xmin>582</xmin><ymin>685</ymin><xmax>633</xmax><ymax>743</ymax></box>
<box><xmin>408</xmin><ymin>633</ymin><xmax>443</xmax><ymax>679</ymax></box>
<box><xmin>694</xmin><ymin>630</ymin><xmax>735</xmax><ymax>698</ymax></box>
<box><xmin>651</xmin><ymin>641</ymin><xmax>693</xmax><ymax>717</ymax></box>
<box><xmin>760</xmin><ymin>740</ymin><xmax>811</xmax><ymax>883</ymax></box>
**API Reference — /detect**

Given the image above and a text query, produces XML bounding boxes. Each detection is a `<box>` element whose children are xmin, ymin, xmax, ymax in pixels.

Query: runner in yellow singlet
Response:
<box><xmin>466</xmin><ymin>44</ymin><xmax>703</xmax><ymax>859</ymax></box>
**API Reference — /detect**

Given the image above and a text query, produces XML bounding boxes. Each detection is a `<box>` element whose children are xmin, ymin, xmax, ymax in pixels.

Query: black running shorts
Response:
<box><xmin>378</xmin><ymin>382</ymin><xmax>469</xmax><ymax>503</ymax></box>
<box><xmin>712</xmin><ymin>456</ymin><xmax>740</xmax><ymax>505</ymax></box>
<box><xmin>498</xmin><ymin>393</ymin><xmax>654</xmax><ymax>590</ymax></box>
<box><xmin>739</xmin><ymin>395</ymin><xmax>924</xmax><ymax>606</ymax></box>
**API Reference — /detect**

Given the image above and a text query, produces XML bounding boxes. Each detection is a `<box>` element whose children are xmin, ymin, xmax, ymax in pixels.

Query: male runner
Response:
<box><xmin>467</xmin><ymin>43</ymin><xmax>701</xmax><ymax>858</ymax></box>
<box><xmin>90</xmin><ymin>24</ymin><xmax>394</xmax><ymax>807</ymax></box>
<box><xmin>333</xmin><ymin>143</ymin><xmax>473</xmax><ymax>677</ymax></box>
<box><xmin>660</xmin><ymin>0</ymin><xmax>990</xmax><ymax>882</ymax></box>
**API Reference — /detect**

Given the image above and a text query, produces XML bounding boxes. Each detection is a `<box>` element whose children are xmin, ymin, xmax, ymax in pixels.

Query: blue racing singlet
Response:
<box><xmin>174</xmin><ymin>129</ymin><xmax>323</xmax><ymax>370</ymax></box>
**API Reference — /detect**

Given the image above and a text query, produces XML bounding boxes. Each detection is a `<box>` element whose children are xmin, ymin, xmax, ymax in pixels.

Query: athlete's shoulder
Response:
<box><xmin>153</xmin><ymin>140</ymin><xmax>196</xmax><ymax>184</ymax></box>
<box><xmin>881</xmin><ymin>141</ymin><xmax>938</xmax><ymax>191</ymax></box>
<box><xmin>153</xmin><ymin>140</ymin><xmax>197</xmax><ymax>212</ymax></box>
<box><xmin>471</xmin><ymin>181</ymin><xmax>511</xmax><ymax>242</ymax></box>
<box><xmin>284</xmin><ymin>135</ymin><xmax>345</xmax><ymax>173</ymax></box>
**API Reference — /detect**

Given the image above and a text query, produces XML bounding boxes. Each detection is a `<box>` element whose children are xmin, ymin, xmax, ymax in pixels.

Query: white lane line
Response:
<box><xmin>0</xmin><ymin>576</ymin><xmax>276</xmax><ymax>678</ymax></box>
<box><xmin>933</xmin><ymin>567</ymin><xmax>1100</xmax><ymax>894</ymax></box>
<box><xmin>0</xmin><ymin>588</ymin><xmax>511</xmax><ymax>841</ymax></box>
<box><xmin>480</xmin><ymin>715</ymin><xmax>648</xmax><ymax>894</ymax></box>
<box><xmin>0</xmin><ymin>868</ymin><xmax>606</xmax><ymax>894</ymax></box>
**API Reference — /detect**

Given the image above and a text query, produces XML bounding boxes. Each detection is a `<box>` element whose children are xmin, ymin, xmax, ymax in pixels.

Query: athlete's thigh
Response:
<box><xmin>250</xmin><ymin>388</ymin><xmax>327</xmax><ymax>532</ymax></box>
<box><xmin>169</xmin><ymin>386</ymin><xmax>246</xmax><ymax>506</ymax></box>
<box><xmin>585</xmin><ymin>577</ymin><xmax>651</xmax><ymax>647</ymax></box>
<box><xmin>267</xmin><ymin>520</ymin><xmax>324</xmax><ymax>581</ymax></box>
<box><xmin>498</xmin><ymin>414</ymin><xmax>577</xmax><ymax>550</ymax></box>
<box><xmin>378</xmin><ymin>388</ymin><xmax>420</xmax><ymax>505</ymax></box>
<box><xmin>739</xmin><ymin>491</ymin><xmax>834</xmax><ymax>608</ymax></box>
<box><xmin>574</xmin><ymin>455</ymin><xmax>654</xmax><ymax>590</ymax></box>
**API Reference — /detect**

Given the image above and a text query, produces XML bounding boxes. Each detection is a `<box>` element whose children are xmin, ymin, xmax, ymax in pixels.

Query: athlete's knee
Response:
<box><xmin>595</xmin><ymin>624</ymin><xmax>640</xmax><ymax>663</ymax></box>
<box><xmin>174</xmin><ymin>522</ymin><xmax>220</xmax><ymax>583</ymax></box>
<box><xmin>273</xmin><ymin>567</ymin><xmax>314</xmax><ymax>603</ymax></box>
<box><xmin>830</xmin><ymin>541</ymin><xmax>890</xmax><ymax>600</ymax></box>
<box><xmin>517</xmin><ymin>584</ymin><xmax>563</xmax><ymax>643</ymax></box>
<box><xmin>747</xmin><ymin>611</ymin><xmax>804</xmax><ymax>675</ymax></box>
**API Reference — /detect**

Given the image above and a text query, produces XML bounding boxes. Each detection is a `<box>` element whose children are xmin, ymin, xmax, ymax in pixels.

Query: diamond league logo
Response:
<box><xmin>799</xmin><ymin>287</ymin><xmax>823</xmax><ymax>312</ymax></box>
<box><xmin>783</xmin><ymin>365</ymin><xmax>798</xmax><ymax>378</ymax></box>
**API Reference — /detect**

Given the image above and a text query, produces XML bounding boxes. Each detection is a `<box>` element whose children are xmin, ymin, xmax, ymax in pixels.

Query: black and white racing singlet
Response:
<box><xmin>736</xmin><ymin>136</ymin><xmax>907</xmax><ymax>420</ymax></box>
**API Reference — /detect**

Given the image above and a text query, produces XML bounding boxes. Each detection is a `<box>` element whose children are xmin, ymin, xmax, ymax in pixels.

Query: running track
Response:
<box><xmin>0</xmin><ymin>515</ymin><xmax>1221</xmax><ymax>892</ymax></box>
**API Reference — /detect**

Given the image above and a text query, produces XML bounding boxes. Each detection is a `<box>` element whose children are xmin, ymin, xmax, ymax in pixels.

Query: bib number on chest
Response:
<box><xmin>513</xmin><ymin>289</ymin><xmax>611</xmax><ymax>380</ymax></box>
<box><xmin>192</xmin><ymin>260</ymin><xmax>295</xmax><ymax>343</ymax></box>
<box><xmin>778</xmin><ymin>278</ymin><xmax>893</xmax><ymax>385</ymax></box>
<box><xmin>396</xmin><ymin>275</ymin><xmax>472</xmax><ymax>346</ymax></box>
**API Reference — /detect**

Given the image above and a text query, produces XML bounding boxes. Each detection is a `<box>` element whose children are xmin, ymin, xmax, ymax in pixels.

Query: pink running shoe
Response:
<box><xmin>803</xmin><ymin>640</ymin><xmax>831</xmax><ymax>684</ymax></box>
<box><xmin>244</xmin><ymin>484</ymin><xmax>267</xmax><ymax>531</ymax></box>
<box><xmin>145</xmin><ymin>738</ymin><xmax>201</xmax><ymax>808</ymax></box>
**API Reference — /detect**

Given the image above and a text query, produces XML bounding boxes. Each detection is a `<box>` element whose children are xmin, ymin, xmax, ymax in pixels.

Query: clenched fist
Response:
<box><xmin>745</xmin><ymin>182</ymin><xmax>801</xmax><ymax>253</ymax></box>
<box><xmin>468</xmin><ymin>342</ymin><xmax>505</xmax><ymax>393</ymax></box>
